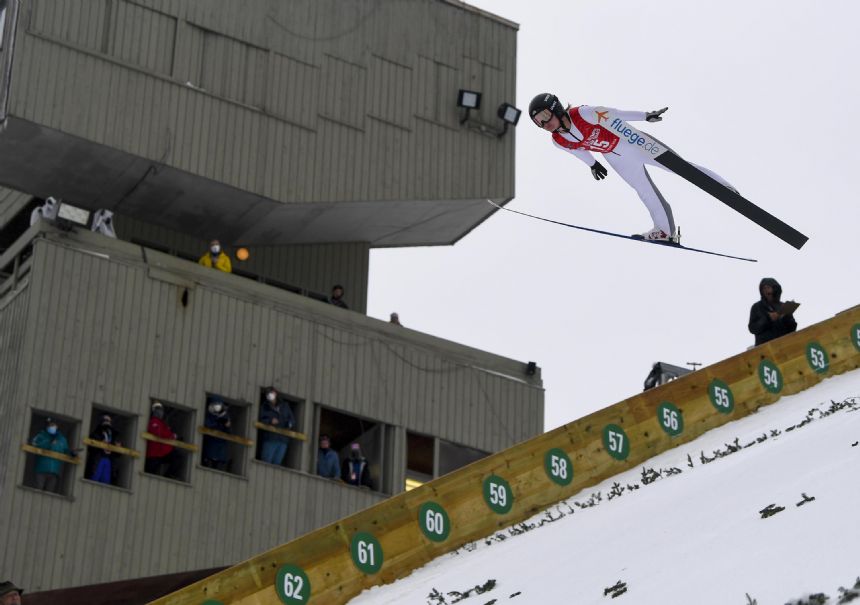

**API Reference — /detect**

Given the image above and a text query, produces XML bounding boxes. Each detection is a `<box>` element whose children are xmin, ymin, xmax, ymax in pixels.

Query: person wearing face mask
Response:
<box><xmin>198</xmin><ymin>239</ymin><xmax>232</xmax><ymax>273</ymax></box>
<box><xmin>31</xmin><ymin>417</ymin><xmax>74</xmax><ymax>493</ymax></box>
<box><xmin>145</xmin><ymin>402</ymin><xmax>182</xmax><ymax>479</ymax></box>
<box><xmin>88</xmin><ymin>414</ymin><xmax>121</xmax><ymax>484</ymax></box>
<box><xmin>342</xmin><ymin>442</ymin><xmax>373</xmax><ymax>489</ymax></box>
<box><xmin>202</xmin><ymin>398</ymin><xmax>232</xmax><ymax>471</ymax></box>
<box><xmin>258</xmin><ymin>387</ymin><xmax>296</xmax><ymax>466</ymax></box>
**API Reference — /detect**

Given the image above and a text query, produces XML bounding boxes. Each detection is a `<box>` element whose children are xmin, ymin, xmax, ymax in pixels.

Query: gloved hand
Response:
<box><xmin>646</xmin><ymin>107</ymin><xmax>668</xmax><ymax>122</ymax></box>
<box><xmin>590</xmin><ymin>161</ymin><xmax>607</xmax><ymax>180</ymax></box>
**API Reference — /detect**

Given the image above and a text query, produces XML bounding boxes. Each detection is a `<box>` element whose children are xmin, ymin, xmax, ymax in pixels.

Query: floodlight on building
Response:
<box><xmin>55</xmin><ymin>202</ymin><xmax>91</xmax><ymax>231</ymax></box>
<box><xmin>496</xmin><ymin>102</ymin><xmax>521</xmax><ymax>137</ymax></box>
<box><xmin>457</xmin><ymin>89</ymin><xmax>482</xmax><ymax>124</ymax></box>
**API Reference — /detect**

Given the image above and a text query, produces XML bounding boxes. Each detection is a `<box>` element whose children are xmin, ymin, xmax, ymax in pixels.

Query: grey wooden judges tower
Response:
<box><xmin>0</xmin><ymin>1</ymin><xmax>541</xmax><ymax>602</ymax></box>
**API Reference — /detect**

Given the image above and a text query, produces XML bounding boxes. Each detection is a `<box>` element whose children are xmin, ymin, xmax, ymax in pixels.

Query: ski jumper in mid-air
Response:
<box><xmin>528</xmin><ymin>92</ymin><xmax>736</xmax><ymax>242</ymax></box>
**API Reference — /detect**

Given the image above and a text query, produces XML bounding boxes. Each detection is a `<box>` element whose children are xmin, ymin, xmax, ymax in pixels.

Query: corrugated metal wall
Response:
<box><xmin>0</xmin><ymin>281</ymin><xmax>30</xmax><ymax>500</ymax></box>
<box><xmin>0</xmin><ymin>232</ymin><xmax>542</xmax><ymax>589</ymax></box>
<box><xmin>10</xmin><ymin>0</ymin><xmax>516</xmax><ymax>204</ymax></box>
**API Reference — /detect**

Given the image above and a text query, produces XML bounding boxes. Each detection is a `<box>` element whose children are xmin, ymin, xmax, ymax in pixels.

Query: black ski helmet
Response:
<box><xmin>529</xmin><ymin>92</ymin><xmax>565</xmax><ymax>127</ymax></box>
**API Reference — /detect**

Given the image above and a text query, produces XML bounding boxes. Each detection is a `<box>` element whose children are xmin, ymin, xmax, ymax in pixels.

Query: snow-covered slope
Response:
<box><xmin>352</xmin><ymin>371</ymin><xmax>860</xmax><ymax>605</ymax></box>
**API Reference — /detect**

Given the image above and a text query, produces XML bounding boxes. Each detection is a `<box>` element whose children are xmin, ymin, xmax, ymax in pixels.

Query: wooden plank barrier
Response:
<box><xmin>141</xmin><ymin>432</ymin><xmax>200</xmax><ymax>452</ymax></box>
<box><xmin>253</xmin><ymin>422</ymin><xmax>308</xmax><ymax>442</ymax></box>
<box><xmin>152</xmin><ymin>306</ymin><xmax>860</xmax><ymax>605</ymax></box>
<box><xmin>197</xmin><ymin>427</ymin><xmax>255</xmax><ymax>447</ymax></box>
<box><xmin>20</xmin><ymin>444</ymin><xmax>81</xmax><ymax>465</ymax></box>
<box><xmin>82</xmin><ymin>438</ymin><xmax>141</xmax><ymax>458</ymax></box>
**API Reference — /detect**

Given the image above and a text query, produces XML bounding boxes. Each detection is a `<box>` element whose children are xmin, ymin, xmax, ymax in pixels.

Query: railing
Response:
<box><xmin>130</xmin><ymin>237</ymin><xmax>330</xmax><ymax>304</ymax></box>
<box><xmin>151</xmin><ymin>304</ymin><xmax>860</xmax><ymax>605</ymax></box>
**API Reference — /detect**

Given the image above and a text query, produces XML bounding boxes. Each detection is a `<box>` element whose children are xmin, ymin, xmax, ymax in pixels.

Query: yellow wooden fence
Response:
<box><xmin>152</xmin><ymin>305</ymin><xmax>860</xmax><ymax>605</ymax></box>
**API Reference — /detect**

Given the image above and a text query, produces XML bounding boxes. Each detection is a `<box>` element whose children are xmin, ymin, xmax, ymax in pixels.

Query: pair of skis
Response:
<box><xmin>502</xmin><ymin>113</ymin><xmax>808</xmax><ymax>263</ymax></box>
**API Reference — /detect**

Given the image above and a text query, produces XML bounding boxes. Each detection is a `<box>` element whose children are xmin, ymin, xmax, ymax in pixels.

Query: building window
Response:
<box><xmin>437</xmin><ymin>439</ymin><xmax>489</xmax><ymax>477</ymax></box>
<box><xmin>142</xmin><ymin>399</ymin><xmax>196</xmax><ymax>483</ymax></box>
<box><xmin>84</xmin><ymin>407</ymin><xmax>138</xmax><ymax>489</ymax></box>
<box><xmin>255</xmin><ymin>387</ymin><xmax>304</xmax><ymax>470</ymax></box>
<box><xmin>199</xmin><ymin>394</ymin><xmax>251</xmax><ymax>477</ymax></box>
<box><xmin>405</xmin><ymin>431</ymin><xmax>434</xmax><ymax>491</ymax></box>
<box><xmin>316</xmin><ymin>407</ymin><xmax>383</xmax><ymax>491</ymax></box>
<box><xmin>22</xmin><ymin>410</ymin><xmax>80</xmax><ymax>497</ymax></box>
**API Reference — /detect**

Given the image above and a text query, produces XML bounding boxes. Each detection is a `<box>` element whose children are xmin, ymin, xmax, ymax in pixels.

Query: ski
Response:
<box><xmin>486</xmin><ymin>200</ymin><xmax>757</xmax><ymax>263</ymax></box>
<box><xmin>655</xmin><ymin>150</ymin><xmax>808</xmax><ymax>250</ymax></box>
<box><xmin>598</xmin><ymin>109</ymin><xmax>807</xmax><ymax>249</ymax></box>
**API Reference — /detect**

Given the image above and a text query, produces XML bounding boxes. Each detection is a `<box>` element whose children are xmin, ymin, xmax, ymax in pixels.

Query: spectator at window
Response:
<box><xmin>145</xmin><ymin>402</ymin><xmax>182</xmax><ymax>479</ymax></box>
<box><xmin>29</xmin><ymin>196</ymin><xmax>59</xmax><ymax>226</ymax></box>
<box><xmin>389</xmin><ymin>312</ymin><xmax>401</xmax><ymax>326</ymax></box>
<box><xmin>202</xmin><ymin>398</ymin><xmax>231</xmax><ymax>471</ymax></box>
<box><xmin>316</xmin><ymin>434</ymin><xmax>340</xmax><ymax>479</ymax></box>
<box><xmin>91</xmin><ymin>209</ymin><xmax>117</xmax><ymax>238</ymax></box>
<box><xmin>328</xmin><ymin>284</ymin><xmax>348</xmax><ymax>309</ymax></box>
<box><xmin>748</xmin><ymin>277</ymin><xmax>798</xmax><ymax>346</ymax></box>
<box><xmin>342</xmin><ymin>442</ymin><xmax>372</xmax><ymax>489</ymax></box>
<box><xmin>258</xmin><ymin>387</ymin><xmax>295</xmax><ymax>467</ymax></box>
<box><xmin>31</xmin><ymin>417</ymin><xmax>73</xmax><ymax>493</ymax></box>
<box><xmin>88</xmin><ymin>414</ymin><xmax>120</xmax><ymax>485</ymax></box>
<box><xmin>0</xmin><ymin>581</ymin><xmax>24</xmax><ymax>605</ymax></box>
<box><xmin>198</xmin><ymin>239</ymin><xmax>232</xmax><ymax>273</ymax></box>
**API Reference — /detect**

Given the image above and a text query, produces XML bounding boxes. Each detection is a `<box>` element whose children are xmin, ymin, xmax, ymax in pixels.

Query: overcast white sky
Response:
<box><xmin>368</xmin><ymin>0</ymin><xmax>860</xmax><ymax>431</ymax></box>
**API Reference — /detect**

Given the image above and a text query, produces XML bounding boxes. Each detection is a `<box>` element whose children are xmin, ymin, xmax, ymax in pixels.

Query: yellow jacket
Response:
<box><xmin>198</xmin><ymin>251</ymin><xmax>232</xmax><ymax>273</ymax></box>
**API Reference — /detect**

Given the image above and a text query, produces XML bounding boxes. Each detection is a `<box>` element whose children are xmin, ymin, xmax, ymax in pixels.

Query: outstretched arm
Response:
<box><xmin>579</xmin><ymin>106</ymin><xmax>668</xmax><ymax>123</ymax></box>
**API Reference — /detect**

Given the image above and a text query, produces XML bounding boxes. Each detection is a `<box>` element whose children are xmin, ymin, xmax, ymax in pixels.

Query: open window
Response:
<box><xmin>142</xmin><ymin>399</ymin><xmax>197</xmax><ymax>483</ymax></box>
<box><xmin>405</xmin><ymin>431</ymin><xmax>434</xmax><ymax>491</ymax></box>
<box><xmin>199</xmin><ymin>393</ymin><xmax>251</xmax><ymax>477</ymax></box>
<box><xmin>21</xmin><ymin>410</ymin><xmax>81</xmax><ymax>497</ymax></box>
<box><xmin>84</xmin><ymin>406</ymin><xmax>140</xmax><ymax>490</ymax></box>
<box><xmin>254</xmin><ymin>387</ymin><xmax>306</xmax><ymax>470</ymax></box>
<box><xmin>316</xmin><ymin>406</ymin><xmax>386</xmax><ymax>492</ymax></box>
<box><xmin>437</xmin><ymin>438</ymin><xmax>489</xmax><ymax>477</ymax></box>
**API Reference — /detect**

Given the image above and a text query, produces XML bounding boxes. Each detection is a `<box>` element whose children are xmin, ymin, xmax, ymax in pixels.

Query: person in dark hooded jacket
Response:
<box><xmin>748</xmin><ymin>277</ymin><xmax>797</xmax><ymax>346</ymax></box>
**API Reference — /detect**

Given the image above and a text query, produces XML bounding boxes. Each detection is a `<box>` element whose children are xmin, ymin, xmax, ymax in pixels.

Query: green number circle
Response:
<box><xmin>602</xmin><ymin>424</ymin><xmax>630</xmax><ymax>461</ymax></box>
<box><xmin>657</xmin><ymin>402</ymin><xmax>684</xmax><ymax>437</ymax></box>
<box><xmin>758</xmin><ymin>359</ymin><xmax>783</xmax><ymax>394</ymax></box>
<box><xmin>544</xmin><ymin>448</ymin><xmax>573</xmax><ymax>486</ymax></box>
<box><xmin>274</xmin><ymin>564</ymin><xmax>311</xmax><ymax>604</ymax></box>
<box><xmin>418</xmin><ymin>501</ymin><xmax>451</xmax><ymax>542</ymax></box>
<box><xmin>350</xmin><ymin>532</ymin><xmax>383</xmax><ymax>574</ymax></box>
<box><xmin>852</xmin><ymin>324</ymin><xmax>860</xmax><ymax>352</ymax></box>
<box><xmin>708</xmin><ymin>378</ymin><xmax>735</xmax><ymax>414</ymax></box>
<box><xmin>202</xmin><ymin>601</ymin><xmax>225</xmax><ymax>605</ymax></box>
<box><xmin>806</xmin><ymin>342</ymin><xmax>829</xmax><ymax>374</ymax></box>
<box><xmin>482</xmin><ymin>475</ymin><xmax>514</xmax><ymax>514</ymax></box>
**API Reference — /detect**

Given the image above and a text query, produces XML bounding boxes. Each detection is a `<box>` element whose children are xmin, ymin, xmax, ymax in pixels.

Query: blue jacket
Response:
<box><xmin>259</xmin><ymin>401</ymin><xmax>295</xmax><ymax>443</ymax></box>
<box><xmin>203</xmin><ymin>411</ymin><xmax>231</xmax><ymax>461</ymax></box>
<box><xmin>32</xmin><ymin>430</ymin><xmax>71</xmax><ymax>475</ymax></box>
<box><xmin>317</xmin><ymin>448</ymin><xmax>340</xmax><ymax>479</ymax></box>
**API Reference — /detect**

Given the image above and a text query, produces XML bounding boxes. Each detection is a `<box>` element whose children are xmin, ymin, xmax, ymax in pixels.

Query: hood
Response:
<box><xmin>759</xmin><ymin>277</ymin><xmax>782</xmax><ymax>302</ymax></box>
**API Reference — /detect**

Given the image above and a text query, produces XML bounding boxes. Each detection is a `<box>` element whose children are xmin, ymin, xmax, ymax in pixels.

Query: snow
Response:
<box><xmin>350</xmin><ymin>371</ymin><xmax>860</xmax><ymax>604</ymax></box>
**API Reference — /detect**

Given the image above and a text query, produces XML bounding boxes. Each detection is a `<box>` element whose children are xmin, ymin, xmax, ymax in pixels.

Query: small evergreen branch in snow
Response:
<box><xmin>603</xmin><ymin>580</ymin><xmax>628</xmax><ymax>598</ymax></box>
<box><xmin>758</xmin><ymin>503</ymin><xmax>785</xmax><ymax>519</ymax></box>
<box><xmin>796</xmin><ymin>493</ymin><xmax>816</xmax><ymax>507</ymax></box>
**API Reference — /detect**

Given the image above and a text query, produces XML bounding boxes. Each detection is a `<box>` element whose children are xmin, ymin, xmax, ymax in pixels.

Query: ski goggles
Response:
<box><xmin>532</xmin><ymin>109</ymin><xmax>553</xmax><ymax>128</ymax></box>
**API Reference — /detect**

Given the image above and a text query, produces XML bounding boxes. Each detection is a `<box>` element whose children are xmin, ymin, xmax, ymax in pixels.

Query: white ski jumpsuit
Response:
<box><xmin>552</xmin><ymin>105</ymin><xmax>735</xmax><ymax>236</ymax></box>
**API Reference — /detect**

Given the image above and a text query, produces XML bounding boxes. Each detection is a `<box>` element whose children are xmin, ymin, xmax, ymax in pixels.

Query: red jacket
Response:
<box><xmin>146</xmin><ymin>417</ymin><xmax>176</xmax><ymax>458</ymax></box>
